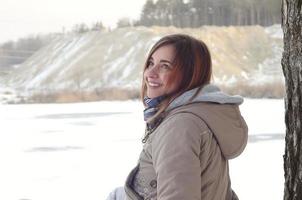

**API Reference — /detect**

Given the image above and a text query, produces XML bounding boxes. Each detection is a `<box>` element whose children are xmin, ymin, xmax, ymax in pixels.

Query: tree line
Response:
<box><xmin>136</xmin><ymin>0</ymin><xmax>281</xmax><ymax>27</ymax></box>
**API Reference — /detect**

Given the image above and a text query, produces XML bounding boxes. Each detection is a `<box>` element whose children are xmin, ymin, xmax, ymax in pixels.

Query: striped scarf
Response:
<box><xmin>143</xmin><ymin>95</ymin><xmax>166</xmax><ymax>121</ymax></box>
<box><xmin>142</xmin><ymin>95</ymin><xmax>166</xmax><ymax>143</ymax></box>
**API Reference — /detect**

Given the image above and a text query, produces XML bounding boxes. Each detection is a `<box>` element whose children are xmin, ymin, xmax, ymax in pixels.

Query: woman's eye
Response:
<box><xmin>147</xmin><ymin>61</ymin><xmax>154</xmax><ymax>67</ymax></box>
<box><xmin>160</xmin><ymin>64</ymin><xmax>172</xmax><ymax>70</ymax></box>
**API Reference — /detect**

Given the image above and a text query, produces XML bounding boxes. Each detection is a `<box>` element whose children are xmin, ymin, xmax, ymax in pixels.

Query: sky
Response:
<box><xmin>0</xmin><ymin>0</ymin><xmax>146</xmax><ymax>43</ymax></box>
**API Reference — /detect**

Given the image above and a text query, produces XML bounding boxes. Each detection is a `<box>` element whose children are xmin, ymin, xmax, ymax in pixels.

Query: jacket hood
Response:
<box><xmin>167</xmin><ymin>84</ymin><xmax>248</xmax><ymax>159</ymax></box>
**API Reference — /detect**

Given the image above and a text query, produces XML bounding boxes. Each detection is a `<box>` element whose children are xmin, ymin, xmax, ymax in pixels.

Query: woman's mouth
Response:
<box><xmin>148</xmin><ymin>82</ymin><xmax>161</xmax><ymax>87</ymax></box>
<box><xmin>147</xmin><ymin>80</ymin><xmax>162</xmax><ymax>87</ymax></box>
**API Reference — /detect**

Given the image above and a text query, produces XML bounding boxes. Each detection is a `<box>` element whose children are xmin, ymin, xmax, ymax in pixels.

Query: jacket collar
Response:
<box><xmin>167</xmin><ymin>84</ymin><xmax>243</xmax><ymax>112</ymax></box>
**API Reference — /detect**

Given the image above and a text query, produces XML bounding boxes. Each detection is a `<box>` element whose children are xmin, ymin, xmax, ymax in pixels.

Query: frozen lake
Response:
<box><xmin>0</xmin><ymin>99</ymin><xmax>285</xmax><ymax>200</ymax></box>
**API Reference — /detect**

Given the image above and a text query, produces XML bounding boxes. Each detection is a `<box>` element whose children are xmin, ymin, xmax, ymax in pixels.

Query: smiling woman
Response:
<box><xmin>143</xmin><ymin>44</ymin><xmax>178</xmax><ymax>98</ymax></box>
<box><xmin>106</xmin><ymin>34</ymin><xmax>248</xmax><ymax>200</ymax></box>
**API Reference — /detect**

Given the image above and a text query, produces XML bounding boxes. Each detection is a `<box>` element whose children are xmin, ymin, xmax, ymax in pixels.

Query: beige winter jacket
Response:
<box><xmin>124</xmin><ymin>85</ymin><xmax>248</xmax><ymax>200</ymax></box>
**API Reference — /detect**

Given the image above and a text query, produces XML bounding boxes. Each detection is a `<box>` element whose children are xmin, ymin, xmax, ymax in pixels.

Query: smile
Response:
<box><xmin>147</xmin><ymin>81</ymin><xmax>161</xmax><ymax>87</ymax></box>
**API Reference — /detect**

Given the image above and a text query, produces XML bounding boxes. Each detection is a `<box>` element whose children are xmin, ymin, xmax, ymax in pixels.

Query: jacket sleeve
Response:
<box><xmin>151</xmin><ymin>112</ymin><xmax>210</xmax><ymax>200</ymax></box>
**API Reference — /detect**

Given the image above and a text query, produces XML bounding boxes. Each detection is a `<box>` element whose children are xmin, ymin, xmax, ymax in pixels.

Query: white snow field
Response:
<box><xmin>0</xmin><ymin>99</ymin><xmax>285</xmax><ymax>200</ymax></box>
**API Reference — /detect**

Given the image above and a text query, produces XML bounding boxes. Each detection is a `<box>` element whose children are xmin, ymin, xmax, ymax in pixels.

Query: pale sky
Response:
<box><xmin>0</xmin><ymin>0</ymin><xmax>146</xmax><ymax>43</ymax></box>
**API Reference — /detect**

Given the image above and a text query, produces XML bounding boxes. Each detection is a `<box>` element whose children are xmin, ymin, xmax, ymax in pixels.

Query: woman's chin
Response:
<box><xmin>147</xmin><ymin>92</ymin><xmax>163</xmax><ymax>99</ymax></box>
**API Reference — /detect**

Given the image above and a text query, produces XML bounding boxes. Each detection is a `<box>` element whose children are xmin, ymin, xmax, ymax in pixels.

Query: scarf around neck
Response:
<box><xmin>143</xmin><ymin>95</ymin><xmax>166</xmax><ymax>122</ymax></box>
<box><xmin>142</xmin><ymin>95</ymin><xmax>166</xmax><ymax>143</ymax></box>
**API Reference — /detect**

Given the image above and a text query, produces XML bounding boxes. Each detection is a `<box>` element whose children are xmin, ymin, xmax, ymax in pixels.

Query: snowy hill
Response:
<box><xmin>1</xmin><ymin>25</ymin><xmax>283</xmax><ymax>102</ymax></box>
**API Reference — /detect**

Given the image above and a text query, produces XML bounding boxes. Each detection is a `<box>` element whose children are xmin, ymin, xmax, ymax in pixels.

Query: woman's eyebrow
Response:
<box><xmin>160</xmin><ymin>59</ymin><xmax>172</xmax><ymax>64</ymax></box>
<box><xmin>149</xmin><ymin>57</ymin><xmax>172</xmax><ymax>64</ymax></box>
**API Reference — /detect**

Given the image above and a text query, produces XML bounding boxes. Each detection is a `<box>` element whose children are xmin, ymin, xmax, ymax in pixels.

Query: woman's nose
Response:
<box><xmin>145</xmin><ymin>65</ymin><xmax>159</xmax><ymax>78</ymax></box>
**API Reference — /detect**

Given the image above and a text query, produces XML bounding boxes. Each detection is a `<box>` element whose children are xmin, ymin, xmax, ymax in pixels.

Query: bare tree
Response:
<box><xmin>117</xmin><ymin>17</ymin><xmax>132</xmax><ymax>28</ymax></box>
<box><xmin>282</xmin><ymin>0</ymin><xmax>302</xmax><ymax>199</ymax></box>
<box><xmin>72</xmin><ymin>23</ymin><xmax>89</xmax><ymax>34</ymax></box>
<box><xmin>91</xmin><ymin>21</ymin><xmax>105</xmax><ymax>31</ymax></box>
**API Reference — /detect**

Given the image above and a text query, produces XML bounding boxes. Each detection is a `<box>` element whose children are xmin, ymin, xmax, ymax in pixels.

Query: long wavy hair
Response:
<box><xmin>141</xmin><ymin>34</ymin><xmax>212</xmax><ymax>123</ymax></box>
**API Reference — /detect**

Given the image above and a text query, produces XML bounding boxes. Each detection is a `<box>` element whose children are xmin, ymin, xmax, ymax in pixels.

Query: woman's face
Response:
<box><xmin>144</xmin><ymin>44</ymin><xmax>180</xmax><ymax>98</ymax></box>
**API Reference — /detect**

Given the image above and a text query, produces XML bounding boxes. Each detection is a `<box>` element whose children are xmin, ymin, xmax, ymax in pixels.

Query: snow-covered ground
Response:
<box><xmin>0</xmin><ymin>99</ymin><xmax>285</xmax><ymax>200</ymax></box>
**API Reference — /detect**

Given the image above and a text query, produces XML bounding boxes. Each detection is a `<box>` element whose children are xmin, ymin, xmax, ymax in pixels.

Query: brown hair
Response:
<box><xmin>141</xmin><ymin>34</ymin><xmax>212</xmax><ymax>122</ymax></box>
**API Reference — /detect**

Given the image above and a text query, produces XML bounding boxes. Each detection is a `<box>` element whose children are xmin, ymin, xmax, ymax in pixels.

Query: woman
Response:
<box><xmin>107</xmin><ymin>34</ymin><xmax>248</xmax><ymax>200</ymax></box>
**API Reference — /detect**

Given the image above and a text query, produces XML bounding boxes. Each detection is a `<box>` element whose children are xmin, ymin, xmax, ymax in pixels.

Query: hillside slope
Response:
<box><xmin>1</xmin><ymin>25</ymin><xmax>283</xmax><ymax>101</ymax></box>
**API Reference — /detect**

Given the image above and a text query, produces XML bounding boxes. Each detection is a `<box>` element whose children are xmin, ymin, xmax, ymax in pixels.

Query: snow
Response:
<box><xmin>26</xmin><ymin>56</ymin><xmax>65</xmax><ymax>89</ymax></box>
<box><xmin>26</xmin><ymin>35</ymin><xmax>91</xmax><ymax>89</ymax></box>
<box><xmin>0</xmin><ymin>87</ymin><xmax>24</xmax><ymax>104</ymax></box>
<box><xmin>102</xmin><ymin>45</ymin><xmax>135</xmax><ymax>84</ymax></box>
<box><xmin>265</xmin><ymin>24</ymin><xmax>283</xmax><ymax>39</ymax></box>
<box><xmin>0</xmin><ymin>99</ymin><xmax>285</xmax><ymax>200</ymax></box>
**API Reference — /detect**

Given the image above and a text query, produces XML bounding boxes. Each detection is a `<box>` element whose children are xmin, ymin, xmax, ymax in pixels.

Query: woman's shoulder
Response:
<box><xmin>163</xmin><ymin>102</ymin><xmax>209</xmax><ymax>126</ymax></box>
<box><xmin>149</xmin><ymin>108</ymin><xmax>213</xmax><ymax>157</ymax></box>
<box><xmin>155</xmin><ymin>108</ymin><xmax>211</xmax><ymax>138</ymax></box>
